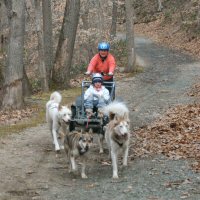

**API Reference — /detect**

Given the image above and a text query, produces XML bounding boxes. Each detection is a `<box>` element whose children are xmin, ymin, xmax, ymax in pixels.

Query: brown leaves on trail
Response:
<box><xmin>188</xmin><ymin>81</ymin><xmax>200</xmax><ymax>97</ymax></box>
<box><xmin>0</xmin><ymin>108</ymin><xmax>38</xmax><ymax>125</ymax></box>
<box><xmin>131</xmin><ymin>104</ymin><xmax>200</xmax><ymax>172</ymax></box>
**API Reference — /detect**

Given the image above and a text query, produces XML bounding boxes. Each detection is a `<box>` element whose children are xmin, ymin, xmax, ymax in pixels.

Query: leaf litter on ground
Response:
<box><xmin>130</xmin><ymin>102</ymin><xmax>200</xmax><ymax>172</ymax></box>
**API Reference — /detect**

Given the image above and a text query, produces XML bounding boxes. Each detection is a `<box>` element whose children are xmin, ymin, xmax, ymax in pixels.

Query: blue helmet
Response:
<box><xmin>98</xmin><ymin>42</ymin><xmax>110</xmax><ymax>51</ymax></box>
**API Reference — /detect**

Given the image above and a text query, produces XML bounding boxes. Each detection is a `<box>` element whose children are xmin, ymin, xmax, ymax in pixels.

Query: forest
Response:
<box><xmin>0</xmin><ymin>1</ymin><xmax>200</xmax><ymax>199</ymax></box>
<box><xmin>0</xmin><ymin>0</ymin><xmax>200</xmax><ymax>109</ymax></box>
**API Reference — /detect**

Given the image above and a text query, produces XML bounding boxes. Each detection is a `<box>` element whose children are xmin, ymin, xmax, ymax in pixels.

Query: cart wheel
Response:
<box><xmin>71</xmin><ymin>105</ymin><xmax>76</xmax><ymax>118</ymax></box>
<box><xmin>69</xmin><ymin>121</ymin><xmax>75</xmax><ymax>132</ymax></box>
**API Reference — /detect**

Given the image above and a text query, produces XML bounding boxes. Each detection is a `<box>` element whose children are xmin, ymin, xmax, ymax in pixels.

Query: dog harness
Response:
<box><xmin>113</xmin><ymin>138</ymin><xmax>124</xmax><ymax>147</ymax></box>
<box><xmin>78</xmin><ymin>145</ymin><xmax>88</xmax><ymax>155</ymax></box>
<box><xmin>48</xmin><ymin>103</ymin><xmax>58</xmax><ymax>110</ymax></box>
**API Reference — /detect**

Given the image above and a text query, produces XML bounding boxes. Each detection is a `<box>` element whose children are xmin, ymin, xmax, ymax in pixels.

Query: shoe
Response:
<box><xmin>98</xmin><ymin>108</ymin><xmax>104</xmax><ymax>118</ymax></box>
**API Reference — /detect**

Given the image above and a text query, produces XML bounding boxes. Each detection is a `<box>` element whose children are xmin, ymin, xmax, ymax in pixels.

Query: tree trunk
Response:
<box><xmin>125</xmin><ymin>0</ymin><xmax>136</xmax><ymax>72</ymax></box>
<box><xmin>22</xmin><ymin>66</ymin><xmax>32</xmax><ymax>97</ymax></box>
<box><xmin>33</xmin><ymin>0</ymin><xmax>49</xmax><ymax>92</ymax></box>
<box><xmin>2</xmin><ymin>0</ymin><xmax>25</xmax><ymax>109</ymax></box>
<box><xmin>197</xmin><ymin>1</ymin><xmax>200</xmax><ymax>28</ymax></box>
<box><xmin>110</xmin><ymin>0</ymin><xmax>118</xmax><ymax>38</ymax></box>
<box><xmin>53</xmin><ymin>0</ymin><xmax>80</xmax><ymax>87</ymax></box>
<box><xmin>96</xmin><ymin>0</ymin><xmax>104</xmax><ymax>41</ymax></box>
<box><xmin>81</xmin><ymin>4</ymin><xmax>93</xmax><ymax>62</ymax></box>
<box><xmin>157</xmin><ymin>0</ymin><xmax>163</xmax><ymax>12</ymax></box>
<box><xmin>42</xmin><ymin>0</ymin><xmax>53</xmax><ymax>84</ymax></box>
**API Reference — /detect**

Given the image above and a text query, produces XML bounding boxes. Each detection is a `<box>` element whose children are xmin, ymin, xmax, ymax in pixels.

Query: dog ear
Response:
<box><xmin>89</xmin><ymin>128</ymin><xmax>93</xmax><ymax>134</ymax></box>
<box><xmin>79</xmin><ymin>136</ymin><xmax>83</xmax><ymax>141</ymax></box>
<box><xmin>123</xmin><ymin>112</ymin><xmax>129</xmax><ymax>121</ymax></box>
<box><xmin>109</xmin><ymin>112</ymin><xmax>115</xmax><ymax>120</ymax></box>
<box><xmin>113</xmin><ymin>115</ymin><xmax>120</xmax><ymax>126</ymax></box>
<box><xmin>64</xmin><ymin>104</ymin><xmax>69</xmax><ymax>108</ymax></box>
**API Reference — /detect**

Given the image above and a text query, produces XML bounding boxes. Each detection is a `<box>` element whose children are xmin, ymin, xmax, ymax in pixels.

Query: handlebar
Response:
<box><xmin>84</xmin><ymin>72</ymin><xmax>113</xmax><ymax>77</ymax></box>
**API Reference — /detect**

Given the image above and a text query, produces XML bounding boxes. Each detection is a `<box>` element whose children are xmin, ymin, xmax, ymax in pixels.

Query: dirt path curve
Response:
<box><xmin>0</xmin><ymin>36</ymin><xmax>200</xmax><ymax>200</ymax></box>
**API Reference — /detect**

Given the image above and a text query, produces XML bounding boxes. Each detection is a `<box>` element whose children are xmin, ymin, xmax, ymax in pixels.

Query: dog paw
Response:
<box><xmin>60</xmin><ymin>145</ymin><xmax>64</xmax><ymax>150</ymax></box>
<box><xmin>55</xmin><ymin>149</ymin><xmax>61</xmax><ymax>154</ymax></box>
<box><xmin>112</xmin><ymin>175</ymin><xmax>119</xmax><ymax>179</ymax></box>
<box><xmin>55</xmin><ymin>144</ymin><xmax>61</xmax><ymax>151</ymax></box>
<box><xmin>99</xmin><ymin>149</ymin><xmax>104</xmax><ymax>154</ymax></box>
<box><xmin>81</xmin><ymin>174</ymin><xmax>88</xmax><ymax>179</ymax></box>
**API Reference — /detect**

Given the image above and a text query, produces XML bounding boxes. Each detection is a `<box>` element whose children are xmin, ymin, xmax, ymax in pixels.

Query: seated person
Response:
<box><xmin>84</xmin><ymin>73</ymin><xmax>110</xmax><ymax>117</ymax></box>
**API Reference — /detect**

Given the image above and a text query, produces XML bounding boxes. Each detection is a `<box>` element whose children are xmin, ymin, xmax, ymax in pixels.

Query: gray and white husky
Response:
<box><xmin>46</xmin><ymin>91</ymin><xmax>72</xmax><ymax>152</ymax></box>
<box><xmin>64</xmin><ymin>129</ymin><xmax>93</xmax><ymax>179</ymax></box>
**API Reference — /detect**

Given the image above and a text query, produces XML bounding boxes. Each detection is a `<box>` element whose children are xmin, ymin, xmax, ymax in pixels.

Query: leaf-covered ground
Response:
<box><xmin>1</xmin><ymin>34</ymin><xmax>200</xmax><ymax>199</ymax></box>
<box><xmin>131</xmin><ymin>20</ymin><xmax>200</xmax><ymax>172</ymax></box>
<box><xmin>131</xmin><ymin>103</ymin><xmax>200</xmax><ymax>172</ymax></box>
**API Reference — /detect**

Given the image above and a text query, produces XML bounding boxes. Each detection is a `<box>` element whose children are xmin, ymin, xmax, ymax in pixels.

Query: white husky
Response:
<box><xmin>103</xmin><ymin>101</ymin><xmax>130</xmax><ymax>179</ymax></box>
<box><xmin>46</xmin><ymin>91</ymin><xmax>72</xmax><ymax>152</ymax></box>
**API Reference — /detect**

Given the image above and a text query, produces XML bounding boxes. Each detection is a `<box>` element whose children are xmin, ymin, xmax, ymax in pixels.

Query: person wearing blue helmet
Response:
<box><xmin>85</xmin><ymin>42</ymin><xmax>116</xmax><ymax>94</ymax></box>
<box><xmin>85</xmin><ymin>42</ymin><xmax>116</xmax><ymax>79</ymax></box>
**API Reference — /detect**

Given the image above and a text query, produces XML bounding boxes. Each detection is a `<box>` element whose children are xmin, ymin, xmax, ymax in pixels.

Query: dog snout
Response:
<box><xmin>63</xmin><ymin>118</ymin><xmax>71</xmax><ymax>123</ymax></box>
<box><xmin>122</xmin><ymin>132</ymin><xmax>128</xmax><ymax>138</ymax></box>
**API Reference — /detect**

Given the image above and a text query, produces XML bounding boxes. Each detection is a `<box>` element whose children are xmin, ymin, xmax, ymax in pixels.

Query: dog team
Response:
<box><xmin>46</xmin><ymin>91</ymin><xmax>130</xmax><ymax>179</ymax></box>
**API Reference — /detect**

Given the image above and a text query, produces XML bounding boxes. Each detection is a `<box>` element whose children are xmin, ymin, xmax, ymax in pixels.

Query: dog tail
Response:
<box><xmin>103</xmin><ymin>101</ymin><xmax>129</xmax><ymax>120</ymax></box>
<box><xmin>50</xmin><ymin>91</ymin><xmax>62</xmax><ymax>104</ymax></box>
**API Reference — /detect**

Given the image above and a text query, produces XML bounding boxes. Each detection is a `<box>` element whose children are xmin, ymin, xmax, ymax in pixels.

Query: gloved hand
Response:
<box><xmin>93</xmin><ymin>94</ymin><xmax>102</xmax><ymax>99</ymax></box>
<box><xmin>85</xmin><ymin>71</ymin><xmax>91</xmax><ymax>75</ymax></box>
<box><xmin>108</xmin><ymin>72</ymin><xmax>113</xmax><ymax>76</ymax></box>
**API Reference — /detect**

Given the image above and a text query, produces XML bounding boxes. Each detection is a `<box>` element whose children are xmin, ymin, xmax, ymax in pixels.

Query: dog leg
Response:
<box><xmin>81</xmin><ymin>161</ymin><xmax>88</xmax><ymax>179</ymax></box>
<box><xmin>108</xmin><ymin>147</ymin><xmax>111</xmax><ymax>160</ymax></box>
<box><xmin>48</xmin><ymin>121</ymin><xmax>54</xmax><ymax>144</ymax></box>
<box><xmin>66</xmin><ymin>151</ymin><xmax>72</xmax><ymax>173</ymax></box>
<box><xmin>70</xmin><ymin>156</ymin><xmax>76</xmax><ymax>171</ymax></box>
<box><xmin>59</xmin><ymin>131</ymin><xmax>65</xmax><ymax>150</ymax></box>
<box><xmin>98</xmin><ymin>134</ymin><xmax>104</xmax><ymax>154</ymax></box>
<box><xmin>111</xmin><ymin>150</ymin><xmax>119</xmax><ymax>179</ymax></box>
<box><xmin>122</xmin><ymin>145</ymin><xmax>129</xmax><ymax>166</ymax></box>
<box><xmin>52</xmin><ymin>129</ymin><xmax>60</xmax><ymax>151</ymax></box>
<box><xmin>68</xmin><ymin>162</ymin><xmax>72</xmax><ymax>173</ymax></box>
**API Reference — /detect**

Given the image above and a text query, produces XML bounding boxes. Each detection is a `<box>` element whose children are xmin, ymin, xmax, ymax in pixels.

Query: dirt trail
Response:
<box><xmin>0</xmin><ymin>36</ymin><xmax>200</xmax><ymax>200</ymax></box>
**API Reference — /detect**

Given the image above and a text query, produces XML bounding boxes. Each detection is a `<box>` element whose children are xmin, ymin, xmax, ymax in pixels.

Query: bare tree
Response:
<box><xmin>42</xmin><ymin>0</ymin><xmax>53</xmax><ymax>84</ymax></box>
<box><xmin>33</xmin><ymin>0</ymin><xmax>49</xmax><ymax>92</ymax></box>
<box><xmin>110</xmin><ymin>0</ymin><xmax>118</xmax><ymax>38</ymax></box>
<box><xmin>81</xmin><ymin>3</ymin><xmax>94</xmax><ymax>61</ymax></box>
<box><xmin>197</xmin><ymin>1</ymin><xmax>200</xmax><ymax>28</ymax></box>
<box><xmin>157</xmin><ymin>0</ymin><xmax>163</xmax><ymax>12</ymax></box>
<box><xmin>53</xmin><ymin>0</ymin><xmax>80</xmax><ymax>87</ymax></box>
<box><xmin>22</xmin><ymin>66</ymin><xmax>32</xmax><ymax>97</ymax></box>
<box><xmin>96</xmin><ymin>0</ymin><xmax>104</xmax><ymax>40</ymax></box>
<box><xmin>125</xmin><ymin>0</ymin><xmax>136</xmax><ymax>72</ymax></box>
<box><xmin>2</xmin><ymin>0</ymin><xmax>25</xmax><ymax>109</ymax></box>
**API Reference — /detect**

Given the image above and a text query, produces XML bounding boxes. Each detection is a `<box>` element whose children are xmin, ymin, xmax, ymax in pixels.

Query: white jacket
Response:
<box><xmin>84</xmin><ymin>85</ymin><xmax>110</xmax><ymax>101</ymax></box>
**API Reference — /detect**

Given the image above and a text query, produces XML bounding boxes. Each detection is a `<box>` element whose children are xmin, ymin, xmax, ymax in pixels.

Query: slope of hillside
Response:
<box><xmin>134</xmin><ymin>0</ymin><xmax>200</xmax><ymax>58</ymax></box>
